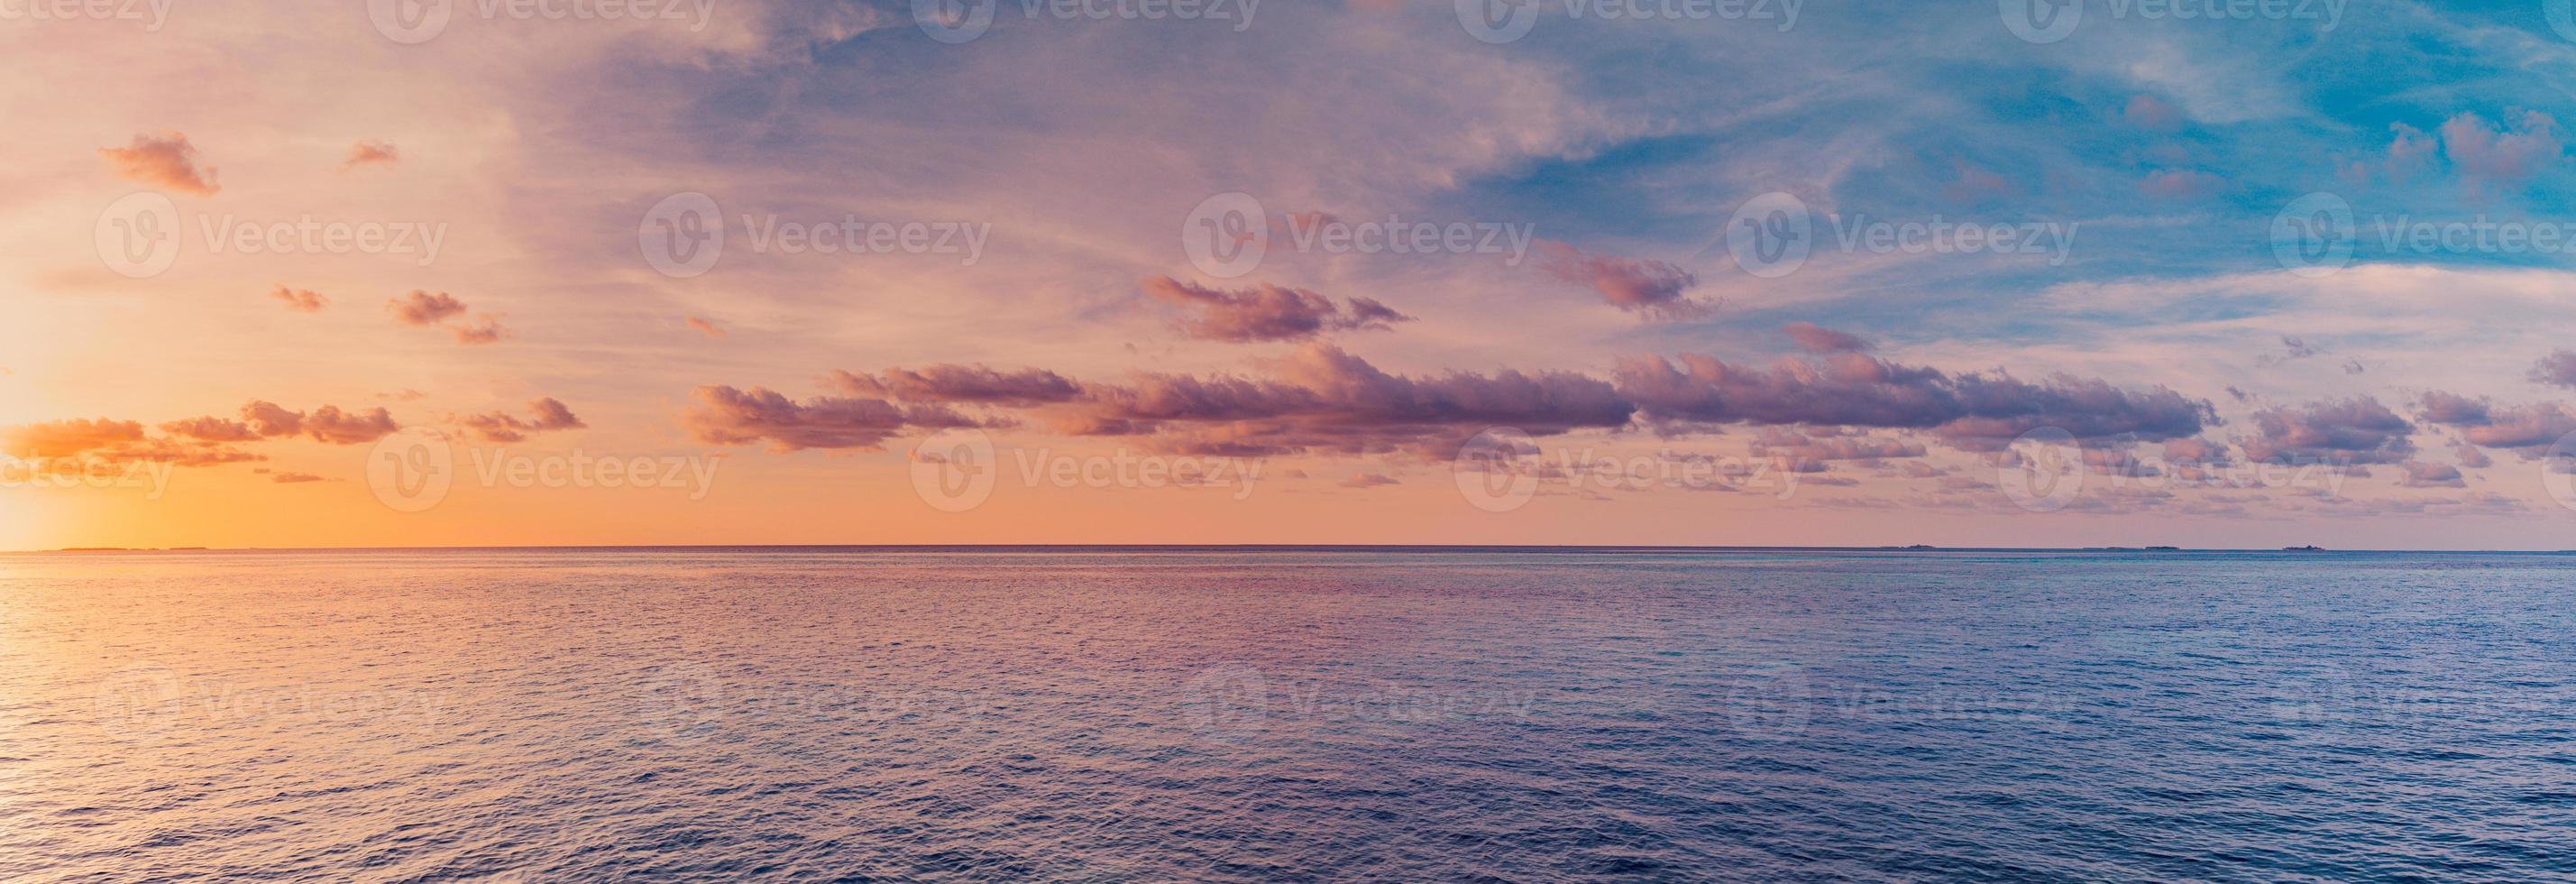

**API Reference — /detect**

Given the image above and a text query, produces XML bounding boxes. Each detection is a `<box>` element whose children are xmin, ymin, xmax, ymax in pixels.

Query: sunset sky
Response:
<box><xmin>9</xmin><ymin>0</ymin><xmax>2576</xmax><ymax>549</ymax></box>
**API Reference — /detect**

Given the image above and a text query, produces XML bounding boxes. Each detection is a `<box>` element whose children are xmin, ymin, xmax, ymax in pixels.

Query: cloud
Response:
<box><xmin>2240</xmin><ymin>397</ymin><xmax>2416</xmax><ymax>465</ymax></box>
<box><xmin>2125</xmin><ymin>94</ymin><xmax>2182</xmax><ymax>131</ymax></box>
<box><xmin>2398</xmin><ymin>461</ymin><xmax>2466</xmax><ymax>488</ymax></box>
<box><xmin>1750</xmin><ymin>428</ymin><xmax>1926</xmax><ymax>473</ymax></box>
<box><xmin>2439</xmin><ymin>110</ymin><xmax>2563</xmax><ymax>189</ymax></box>
<box><xmin>4</xmin><ymin>419</ymin><xmax>146</xmax><ymax>458</ymax></box>
<box><xmin>4</xmin><ymin>418</ymin><xmax>264</xmax><ymax>469</ymax></box>
<box><xmin>1535</xmin><ymin>242</ymin><xmax>1714</xmax><ymax>321</ymax></box>
<box><xmin>1782</xmin><ymin>322</ymin><xmax>1871</xmax><ymax>354</ymax></box>
<box><xmin>1338</xmin><ymin>473</ymin><xmax>1400</xmax><ymax>489</ymax></box>
<box><xmin>2138</xmin><ymin>170</ymin><xmax>2224</xmax><ymax>199</ymax></box>
<box><xmin>161</xmin><ymin>401</ymin><xmax>399</xmax><ymax>446</ymax></box>
<box><xmin>685</xmin><ymin>317</ymin><xmax>725</xmax><ymax>337</ymax></box>
<box><xmin>2457</xmin><ymin>445</ymin><xmax>2495</xmax><ymax>469</ymax></box>
<box><xmin>341</xmin><ymin>140</ymin><xmax>399</xmax><ymax>172</ymax></box>
<box><xmin>270</xmin><ymin>472</ymin><xmax>329</xmax><ymax>483</ymax></box>
<box><xmin>2531</xmin><ymin>350</ymin><xmax>2576</xmax><ymax>390</ymax></box>
<box><xmin>2414</xmin><ymin>391</ymin><xmax>2576</xmax><ymax>456</ymax></box>
<box><xmin>1141</xmin><ymin>276</ymin><xmax>1412</xmax><ymax>343</ymax></box>
<box><xmin>461</xmin><ymin>398</ymin><xmax>587</xmax><ymax>443</ymax></box>
<box><xmin>451</xmin><ymin>316</ymin><xmax>508</xmax><ymax>345</ymax></box>
<box><xmin>270</xmin><ymin>285</ymin><xmax>328</xmax><ymax>313</ymax></box>
<box><xmin>1061</xmin><ymin>344</ymin><xmax>1636</xmax><ymax>456</ymax></box>
<box><xmin>2255</xmin><ymin>335</ymin><xmax>2317</xmax><ymax>367</ymax></box>
<box><xmin>97</xmin><ymin>132</ymin><xmax>218</xmax><ymax>196</ymax></box>
<box><xmin>682</xmin><ymin>386</ymin><xmax>988</xmax><ymax>451</ymax></box>
<box><xmin>825</xmin><ymin>364</ymin><xmax>1086</xmax><ymax>407</ymax></box>
<box><xmin>1615</xmin><ymin>351</ymin><xmax>2213</xmax><ymax>450</ymax></box>
<box><xmin>389</xmin><ymin>290</ymin><xmax>469</xmax><ymax>327</ymax></box>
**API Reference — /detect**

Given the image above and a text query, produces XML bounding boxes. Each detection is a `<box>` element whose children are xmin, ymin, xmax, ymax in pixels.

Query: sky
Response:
<box><xmin>8</xmin><ymin>0</ymin><xmax>2576</xmax><ymax>549</ymax></box>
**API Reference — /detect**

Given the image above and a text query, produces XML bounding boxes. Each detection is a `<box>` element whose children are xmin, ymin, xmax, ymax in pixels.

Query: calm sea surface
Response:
<box><xmin>2</xmin><ymin>548</ymin><xmax>2572</xmax><ymax>881</ymax></box>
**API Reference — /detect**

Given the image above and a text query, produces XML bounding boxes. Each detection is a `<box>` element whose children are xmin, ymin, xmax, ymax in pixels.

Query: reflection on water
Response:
<box><xmin>2</xmin><ymin>548</ymin><xmax>2573</xmax><ymax>879</ymax></box>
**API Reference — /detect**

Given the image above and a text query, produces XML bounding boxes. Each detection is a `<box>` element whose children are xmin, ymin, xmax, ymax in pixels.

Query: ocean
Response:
<box><xmin>2</xmin><ymin>548</ymin><xmax>2571</xmax><ymax>880</ymax></box>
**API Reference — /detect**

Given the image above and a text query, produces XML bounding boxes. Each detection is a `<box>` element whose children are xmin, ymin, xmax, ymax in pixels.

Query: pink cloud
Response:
<box><xmin>98</xmin><ymin>132</ymin><xmax>218</xmax><ymax>196</ymax></box>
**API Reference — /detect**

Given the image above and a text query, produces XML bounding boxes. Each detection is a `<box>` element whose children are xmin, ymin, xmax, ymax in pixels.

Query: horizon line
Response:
<box><xmin>15</xmin><ymin>543</ymin><xmax>2576</xmax><ymax>555</ymax></box>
